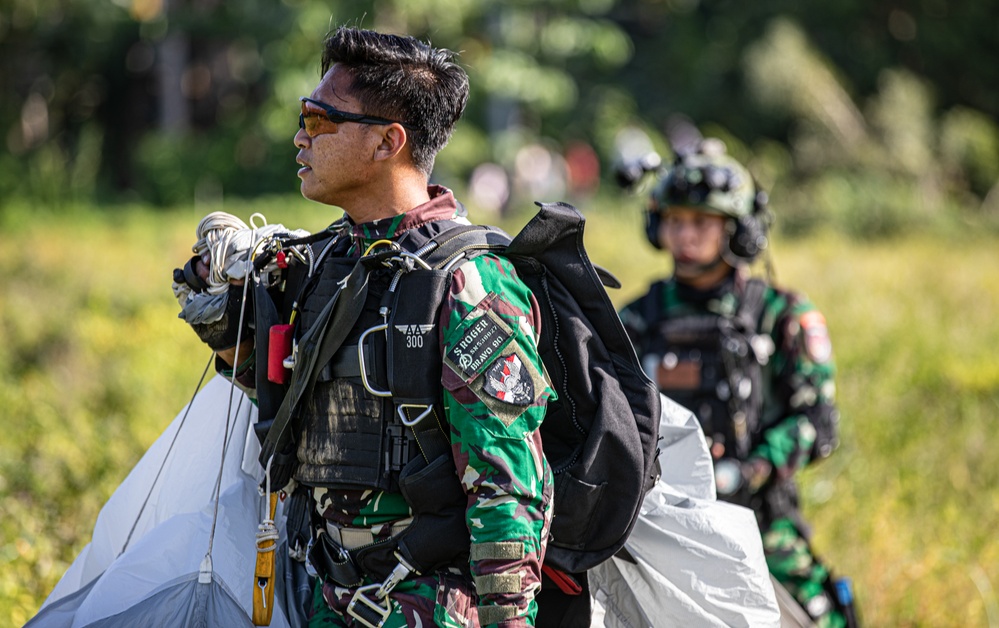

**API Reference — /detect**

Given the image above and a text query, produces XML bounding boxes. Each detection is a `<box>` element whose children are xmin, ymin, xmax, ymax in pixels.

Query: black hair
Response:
<box><xmin>321</xmin><ymin>26</ymin><xmax>469</xmax><ymax>177</ymax></box>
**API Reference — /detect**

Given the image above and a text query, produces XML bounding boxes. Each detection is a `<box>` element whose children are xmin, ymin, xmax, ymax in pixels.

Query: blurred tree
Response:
<box><xmin>0</xmin><ymin>0</ymin><xmax>296</xmax><ymax>205</ymax></box>
<box><xmin>1</xmin><ymin>0</ymin><xmax>998</xmax><ymax>228</ymax></box>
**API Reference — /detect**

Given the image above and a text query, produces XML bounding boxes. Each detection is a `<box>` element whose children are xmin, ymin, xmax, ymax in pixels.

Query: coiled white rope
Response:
<box><xmin>176</xmin><ymin>212</ymin><xmax>310</xmax><ymax>326</ymax></box>
<box><xmin>194</xmin><ymin>211</ymin><xmax>251</xmax><ymax>295</ymax></box>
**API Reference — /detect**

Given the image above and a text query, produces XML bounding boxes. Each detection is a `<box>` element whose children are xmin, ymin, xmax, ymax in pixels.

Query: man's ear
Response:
<box><xmin>372</xmin><ymin>124</ymin><xmax>408</xmax><ymax>162</ymax></box>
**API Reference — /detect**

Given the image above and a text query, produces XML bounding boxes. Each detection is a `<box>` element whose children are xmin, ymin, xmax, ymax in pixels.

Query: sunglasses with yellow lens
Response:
<box><xmin>298</xmin><ymin>97</ymin><xmax>409</xmax><ymax>137</ymax></box>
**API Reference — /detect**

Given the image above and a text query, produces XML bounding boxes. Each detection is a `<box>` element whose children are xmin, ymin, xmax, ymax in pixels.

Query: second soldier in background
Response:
<box><xmin>619</xmin><ymin>139</ymin><xmax>854</xmax><ymax>628</ymax></box>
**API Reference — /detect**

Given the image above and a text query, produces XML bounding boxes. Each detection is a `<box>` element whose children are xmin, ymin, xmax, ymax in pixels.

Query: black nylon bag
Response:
<box><xmin>414</xmin><ymin>202</ymin><xmax>662</xmax><ymax>573</ymax></box>
<box><xmin>504</xmin><ymin>202</ymin><xmax>661</xmax><ymax>573</ymax></box>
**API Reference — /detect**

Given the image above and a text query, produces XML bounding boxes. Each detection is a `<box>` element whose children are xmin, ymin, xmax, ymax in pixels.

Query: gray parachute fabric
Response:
<box><xmin>27</xmin><ymin>376</ymin><xmax>299</xmax><ymax>628</ymax></box>
<box><xmin>589</xmin><ymin>395</ymin><xmax>782</xmax><ymax>627</ymax></box>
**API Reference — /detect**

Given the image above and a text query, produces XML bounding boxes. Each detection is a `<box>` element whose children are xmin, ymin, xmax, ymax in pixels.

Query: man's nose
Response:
<box><xmin>294</xmin><ymin>127</ymin><xmax>311</xmax><ymax>149</ymax></box>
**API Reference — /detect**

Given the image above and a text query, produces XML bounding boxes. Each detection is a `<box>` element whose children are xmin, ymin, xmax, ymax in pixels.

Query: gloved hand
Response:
<box><xmin>172</xmin><ymin>211</ymin><xmax>309</xmax><ymax>352</ymax></box>
<box><xmin>173</xmin><ymin>255</ymin><xmax>253</xmax><ymax>352</ymax></box>
<box><xmin>172</xmin><ymin>212</ymin><xmax>257</xmax><ymax>352</ymax></box>
<box><xmin>183</xmin><ymin>283</ymin><xmax>253</xmax><ymax>352</ymax></box>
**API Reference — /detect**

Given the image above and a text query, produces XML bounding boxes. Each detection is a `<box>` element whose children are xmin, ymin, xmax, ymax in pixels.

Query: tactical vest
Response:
<box><xmin>291</xmin><ymin>225</ymin><xmax>465</xmax><ymax>492</ymax></box>
<box><xmin>258</xmin><ymin>223</ymin><xmax>482</xmax><ymax>583</ymax></box>
<box><xmin>295</xmin><ymin>256</ymin><xmax>398</xmax><ymax>489</ymax></box>
<box><xmin>642</xmin><ymin>279</ymin><xmax>771</xmax><ymax>461</ymax></box>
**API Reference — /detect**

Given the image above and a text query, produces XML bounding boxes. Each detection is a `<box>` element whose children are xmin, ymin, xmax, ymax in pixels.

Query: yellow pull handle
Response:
<box><xmin>252</xmin><ymin>492</ymin><xmax>279</xmax><ymax>625</ymax></box>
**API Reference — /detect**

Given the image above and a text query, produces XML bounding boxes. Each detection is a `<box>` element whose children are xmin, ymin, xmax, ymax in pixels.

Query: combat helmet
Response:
<box><xmin>645</xmin><ymin>138</ymin><xmax>771</xmax><ymax>263</ymax></box>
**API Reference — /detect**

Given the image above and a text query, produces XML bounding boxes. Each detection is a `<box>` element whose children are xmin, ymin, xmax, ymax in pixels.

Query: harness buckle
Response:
<box><xmin>346</xmin><ymin>552</ymin><xmax>419</xmax><ymax>628</ymax></box>
<box><xmin>346</xmin><ymin>584</ymin><xmax>392</xmax><ymax>628</ymax></box>
<box><xmin>385</xmin><ymin>424</ymin><xmax>411</xmax><ymax>472</ymax></box>
<box><xmin>358</xmin><ymin>324</ymin><xmax>392</xmax><ymax>397</ymax></box>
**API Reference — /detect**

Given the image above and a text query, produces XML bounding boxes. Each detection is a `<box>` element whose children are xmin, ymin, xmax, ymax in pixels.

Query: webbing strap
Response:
<box><xmin>258</xmin><ymin>225</ymin><xmax>509</xmax><ymax>482</ymax></box>
<box><xmin>259</xmin><ymin>257</ymin><xmax>373</xmax><ymax>476</ymax></box>
<box><xmin>420</xmin><ymin>224</ymin><xmax>511</xmax><ymax>270</ymax></box>
<box><xmin>383</xmin><ymin>225</ymin><xmax>510</xmax><ymax>464</ymax></box>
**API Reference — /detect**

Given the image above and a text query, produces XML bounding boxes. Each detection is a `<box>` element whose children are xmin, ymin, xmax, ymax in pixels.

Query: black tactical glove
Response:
<box><xmin>192</xmin><ymin>283</ymin><xmax>253</xmax><ymax>352</ymax></box>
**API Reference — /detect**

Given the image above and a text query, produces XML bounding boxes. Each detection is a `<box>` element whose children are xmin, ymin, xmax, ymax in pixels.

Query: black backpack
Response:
<box><xmin>420</xmin><ymin>201</ymin><xmax>662</xmax><ymax>573</ymax></box>
<box><xmin>260</xmin><ymin>201</ymin><xmax>661</xmax><ymax>574</ymax></box>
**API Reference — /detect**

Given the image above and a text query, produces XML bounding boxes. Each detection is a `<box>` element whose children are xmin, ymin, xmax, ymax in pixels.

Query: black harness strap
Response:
<box><xmin>259</xmin><ymin>256</ymin><xmax>374</xmax><ymax>484</ymax></box>
<box><xmin>259</xmin><ymin>226</ymin><xmax>508</xmax><ymax>483</ymax></box>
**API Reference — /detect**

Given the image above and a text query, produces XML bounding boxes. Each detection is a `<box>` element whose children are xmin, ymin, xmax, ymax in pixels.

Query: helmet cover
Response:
<box><xmin>650</xmin><ymin>139</ymin><xmax>755</xmax><ymax>219</ymax></box>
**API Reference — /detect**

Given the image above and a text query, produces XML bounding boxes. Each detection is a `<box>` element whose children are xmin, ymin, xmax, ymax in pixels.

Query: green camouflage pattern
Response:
<box><xmin>764</xmin><ymin>518</ymin><xmax>846</xmax><ymax>628</ymax></box>
<box><xmin>751</xmin><ymin>284</ymin><xmax>837</xmax><ymax>476</ymax></box>
<box><xmin>308</xmin><ymin>571</ymin><xmax>478</xmax><ymax>627</ymax></box>
<box><xmin>310</xmin><ymin>250</ymin><xmax>553</xmax><ymax>627</ymax></box>
<box><xmin>620</xmin><ymin>272</ymin><xmax>843</xmax><ymax>625</ymax></box>
<box><xmin>620</xmin><ymin>276</ymin><xmax>837</xmax><ymax>478</ymax></box>
<box><xmin>441</xmin><ymin>252</ymin><xmax>554</xmax><ymax>626</ymax></box>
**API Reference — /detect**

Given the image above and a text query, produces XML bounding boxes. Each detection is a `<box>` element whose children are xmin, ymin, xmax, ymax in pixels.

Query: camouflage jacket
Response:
<box><xmin>619</xmin><ymin>270</ymin><xmax>838</xmax><ymax>481</ymax></box>
<box><xmin>305</xmin><ymin>186</ymin><xmax>554</xmax><ymax>627</ymax></box>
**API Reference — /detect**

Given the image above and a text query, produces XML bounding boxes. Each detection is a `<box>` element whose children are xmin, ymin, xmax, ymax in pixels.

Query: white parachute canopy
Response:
<box><xmin>29</xmin><ymin>376</ymin><xmax>779</xmax><ymax>627</ymax></box>
<box><xmin>589</xmin><ymin>395</ymin><xmax>781</xmax><ymax>628</ymax></box>
<box><xmin>27</xmin><ymin>375</ymin><xmax>302</xmax><ymax>628</ymax></box>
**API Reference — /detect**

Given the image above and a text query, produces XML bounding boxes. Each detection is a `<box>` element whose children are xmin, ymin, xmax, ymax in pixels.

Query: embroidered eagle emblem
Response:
<box><xmin>484</xmin><ymin>354</ymin><xmax>534</xmax><ymax>405</ymax></box>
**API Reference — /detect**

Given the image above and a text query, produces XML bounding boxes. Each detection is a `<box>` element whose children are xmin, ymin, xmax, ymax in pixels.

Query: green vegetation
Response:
<box><xmin>2</xmin><ymin>197</ymin><xmax>998</xmax><ymax>626</ymax></box>
<box><xmin>4</xmin><ymin>1</ymin><xmax>999</xmax><ymax>239</ymax></box>
<box><xmin>4</xmin><ymin>2</ymin><xmax>997</xmax><ymax>625</ymax></box>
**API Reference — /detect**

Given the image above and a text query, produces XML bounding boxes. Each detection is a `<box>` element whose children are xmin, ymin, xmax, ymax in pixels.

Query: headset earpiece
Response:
<box><xmin>726</xmin><ymin>185</ymin><xmax>772</xmax><ymax>262</ymax></box>
<box><xmin>645</xmin><ymin>210</ymin><xmax>664</xmax><ymax>250</ymax></box>
<box><xmin>728</xmin><ymin>215</ymin><xmax>767</xmax><ymax>262</ymax></box>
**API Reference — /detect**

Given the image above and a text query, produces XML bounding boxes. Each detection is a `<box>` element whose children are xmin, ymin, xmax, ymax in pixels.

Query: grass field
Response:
<box><xmin>2</xmin><ymin>197</ymin><xmax>999</xmax><ymax>626</ymax></box>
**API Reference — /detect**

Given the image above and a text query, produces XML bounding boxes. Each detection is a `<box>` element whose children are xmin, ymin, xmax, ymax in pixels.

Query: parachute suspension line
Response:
<box><xmin>118</xmin><ymin>353</ymin><xmax>214</xmax><ymax>557</ymax></box>
<box><xmin>205</xmin><ymin>231</ymin><xmax>257</xmax><ymax>572</ymax></box>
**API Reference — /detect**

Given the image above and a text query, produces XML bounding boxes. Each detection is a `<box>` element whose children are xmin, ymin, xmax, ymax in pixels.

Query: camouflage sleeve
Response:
<box><xmin>439</xmin><ymin>253</ymin><xmax>554</xmax><ymax>628</ymax></box>
<box><xmin>752</xmin><ymin>294</ymin><xmax>840</xmax><ymax>478</ymax></box>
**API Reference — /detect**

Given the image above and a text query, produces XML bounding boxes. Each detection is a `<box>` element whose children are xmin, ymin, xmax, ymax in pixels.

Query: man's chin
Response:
<box><xmin>673</xmin><ymin>262</ymin><xmax>703</xmax><ymax>279</ymax></box>
<box><xmin>298</xmin><ymin>179</ymin><xmax>320</xmax><ymax>202</ymax></box>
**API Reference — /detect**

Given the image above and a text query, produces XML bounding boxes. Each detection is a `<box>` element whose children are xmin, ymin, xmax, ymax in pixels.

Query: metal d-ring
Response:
<box><xmin>397</xmin><ymin>404</ymin><xmax>434</xmax><ymax>427</ymax></box>
<box><xmin>358</xmin><ymin>324</ymin><xmax>391</xmax><ymax>397</ymax></box>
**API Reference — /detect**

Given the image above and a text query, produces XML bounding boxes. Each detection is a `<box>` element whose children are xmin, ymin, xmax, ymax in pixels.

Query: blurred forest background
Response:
<box><xmin>2</xmin><ymin>0</ymin><xmax>999</xmax><ymax>625</ymax></box>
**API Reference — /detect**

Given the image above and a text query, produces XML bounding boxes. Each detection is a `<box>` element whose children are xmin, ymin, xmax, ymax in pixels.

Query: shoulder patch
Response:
<box><xmin>444</xmin><ymin>308</ymin><xmax>515</xmax><ymax>382</ymax></box>
<box><xmin>799</xmin><ymin>310</ymin><xmax>832</xmax><ymax>364</ymax></box>
<box><xmin>484</xmin><ymin>354</ymin><xmax>535</xmax><ymax>405</ymax></box>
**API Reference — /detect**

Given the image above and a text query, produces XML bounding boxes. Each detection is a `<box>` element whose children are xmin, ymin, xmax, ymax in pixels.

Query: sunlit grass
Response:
<box><xmin>2</xmin><ymin>198</ymin><xmax>998</xmax><ymax>626</ymax></box>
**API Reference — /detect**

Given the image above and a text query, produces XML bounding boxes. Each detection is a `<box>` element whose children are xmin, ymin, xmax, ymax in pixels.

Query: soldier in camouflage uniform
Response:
<box><xmin>619</xmin><ymin>139</ymin><xmax>849</xmax><ymax>627</ymax></box>
<box><xmin>182</xmin><ymin>27</ymin><xmax>553</xmax><ymax>627</ymax></box>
